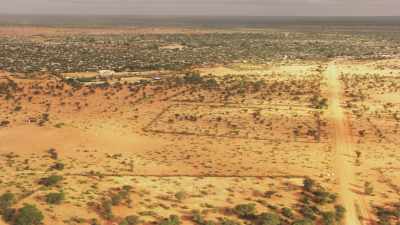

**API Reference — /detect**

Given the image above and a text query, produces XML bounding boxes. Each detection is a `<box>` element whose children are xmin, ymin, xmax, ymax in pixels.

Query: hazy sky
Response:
<box><xmin>1</xmin><ymin>0</ymin><xmax>399</xmax><ymax>16</ymax></box>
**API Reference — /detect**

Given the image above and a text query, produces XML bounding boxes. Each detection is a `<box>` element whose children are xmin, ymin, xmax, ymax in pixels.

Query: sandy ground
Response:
<box><xmin>1</xmin><ymin>59</ymin><xmax>400</xmax><ymax>224</ymax></box>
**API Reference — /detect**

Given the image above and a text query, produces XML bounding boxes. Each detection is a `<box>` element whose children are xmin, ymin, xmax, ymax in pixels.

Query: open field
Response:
<box><xmin>0</xmin><ymin>24</ymin><xmax>400</xmax><ymax>225</ymax></box>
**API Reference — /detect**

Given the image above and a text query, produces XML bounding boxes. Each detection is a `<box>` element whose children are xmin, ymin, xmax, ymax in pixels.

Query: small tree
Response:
<box><xmin>191</xmin><ymin>210</ymin><xmax>216</xmax><ymax>225</ymax></box>
<box><xmin>322</xmin><ymin>212</ymin><xmax>336</xmax><ymax>225</ymax></box>
<box><xmin>101</xmin><ymin>200</ymin><xmax>113</xmax><ymax>220</ymax></box>
<box><xmin>192</xmin><ymin>210</ymin><xmax>205</xmax><ymax>224</ymax></box>
<box><xmin>48</xmin><ymin>148</ymin><xmax>58</xmax><ymax>160</ymax></box>
<box><xmin>160</xmin><ymin>215</ymin><xmax>180</xmax><ymax>225</ymax></box>
<box><xmin>39</xmin><ymin>175</ymin><xmax>63</xmax><ymax>187</ymax></box>
<box><xmin>220</xmin><ymin>218</ymin><xmax>241</xmax><ymax>225</ymax></box>
<box><xmin>50</xmin><ymin>162</ymin><xmax>65</xmax><ymax>171</ymax></box>
<box><xmin>364</xmin><ymin>182</ymin><xmax>373</xmax><ymax>195</ymax></box>
<box><xmin>90</xmin><ymin>218</ymin><xmax>101</xmax><ymax>225</ymax></box>
<box><xmin>2</xmin><ymin>208</ymin><xmax>16</xmax><ymax>222</ymax></box>
<box><xmin>0</xmin><ymin>192</ymin><xmax>15</xmax><ymax>212</ymax></box>
<box><xmin>120</xmin><ymin>215</ymin><xmax>139</xmax><ymax>225</ymax></box>
<box><xmin>334</xmin><ymin>205</ymin><xmax>346</xmax><ymax>222</ymax></box>
<box><xmin>256</xmin><ymin>213</ymin><xmax>281</xmax><ymax>225</ymax></box>
<box><xmin>281</xmin><ymin>207</ymin><xmax>294</xmax><ymax>219</ymax></box>
<box><xmin>300</xmin><ymin>205</ymin><xmax>316</xmax><ymax>220</ymax></box>
<box><xmin>45</xmin><ymin>191</ymin><xmax>65</xmax><ymax>204</ymax></box>
<box><xmin>14</xmin><ymin>204</ymin><xmax>44</xmax><ymax>225</ymax></box>
<box><xmin>292</xmin><ymin>219</ymin><xmax>314</xmax><ymax>225</ymax></box>
<box><xmin>234</xmin><ymin>203</ymin><xmax>257</xmax><ymax>219</ymax></box>
<box><xmin>111</xmin><ymin>193</ymin><xmax>123</xmax><ymax>206</ymax></box>
<box><xmin>175</xmin><ymin>191</ymin><xmax>187</xmax><ymax>202</ymax></box>
<box><xmin>303</xmin><ymin>178</ymin><xmax>315</xmax><ymax>192</ymax></box>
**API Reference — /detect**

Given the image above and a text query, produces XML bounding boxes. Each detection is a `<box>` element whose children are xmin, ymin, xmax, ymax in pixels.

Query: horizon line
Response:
<box><xmin>1</xmin><ymin>14</ymin><xmax>399</xmax><ymax>18</ymax></box>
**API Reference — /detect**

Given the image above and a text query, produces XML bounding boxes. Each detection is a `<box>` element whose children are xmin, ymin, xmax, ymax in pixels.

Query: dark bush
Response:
<box><xmin>39</xmin><ymin>175</ymin><xmax>63</xmax><ymax>187</ymax></box>
<box><xmin>111</xmin><ymin>189</ymin><xmax>130</xmax><ymax>206</ymax></box>
<box><xmin>14</xmin><ymin>204</ymin><xmax>44</xmax><ymax>225</ymax></box>
<box><xmin>220</xmin><ymin>218</ymin><xmax>241</xmax><ymax>225</ymax></box>
<box><xmin>191</xmin><ymin>210</ymin><xmax>216</xmax><ymax>225</ymax></box>
<box><xmin>292</xmin><ymin>219</ymin><xmax>314</xmax><ymax>225</ymax></box>
<box><xmin>0</xmin><ymin>192</ymin><xmax>15</xmax><ymax>212</ymax></box>
<box><xmin>303</xmin><ymin>178</ymin><xmax>315</xmax><ymax>192</ymax></box>
<box><xmin>233</xmin><ymin>203</ymin><xmax>256</xmax><ymax>219</ymax></box>
<box><xmin>334</xmin><ymin>205</ymin><xmax>346</xmax><ymax>221</ymax></box>
<box><xmin>300</xmin><ymin>205</ymin><xmax>316</xmax><ymax>220</ymax></box>
<box><xmin>45</xmin><ymin>192</ymin><xmax>65</xmax><ymax>204</ymax></box>
<box><xmin>2</xmin><ymin>208</ymin><xmax>16</xmax><ymax>222</ymax></box>
<box><xmin>256</xmin><ymin>213</ymin><xmax>281</xmax><ymax>225</ymax></box>
<box><xmin>313</xmin><ymin>190</ymin><xmax>336</xmax><ymax>204</ymax></box>
<box><xmin>0</xmin><ymin>120</ymin><xmax>10</xmax><ymax>127</ymax></box>
<box><xmin>321</xmin><ymin>212</ymin><xmax>336</xmax><ymax>225</ymax></box>
<box><xmin>281</xmin><ymin>207</ymin><xmax>294</xmax><ymax>219</ymax></box>
<box><xmin>101</xmin><ymin>200</ymin><xmax>113</xmax><ymax>220</ymax></box>
<box><xmin>120</xmin><ymin>215</ymin><xmax>139</xmax><ymax>225</ymax></box>
<box><xmin>183</xmin><ymin>72</ymin><xmax>203</xmax><ymax>84</ymax></box>
<box><xmin>50</xmin><ymin>162</ymin><xmax>65</xmax><ymax>171</ymax></box>
<box><xmin>159</xmin><ymin>215</ymin><xmax>180</xmax><ymax>225</ymax></box>
<box><xmin>47</xmin><ymin>148</ymin><xmax>58</xmax><ymax>160</ymax></box>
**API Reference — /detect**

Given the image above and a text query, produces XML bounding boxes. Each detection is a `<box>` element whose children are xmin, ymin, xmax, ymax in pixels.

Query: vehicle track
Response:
<box><xmin>325</xmin><ymin>62</ymin><xmax>365</xmax><ymax>225</ymax></box>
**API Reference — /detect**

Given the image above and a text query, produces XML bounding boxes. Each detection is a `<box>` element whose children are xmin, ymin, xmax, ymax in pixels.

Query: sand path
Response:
<box><xmin>326</xmin><ymin>62</ymin><xmax>364</xmax><ymax>225</ymax></box>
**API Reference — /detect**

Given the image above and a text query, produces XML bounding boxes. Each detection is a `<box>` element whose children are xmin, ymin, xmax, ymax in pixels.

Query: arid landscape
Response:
<box><xmin>0</xmin><ymin>20</ymin><xmax>400</xmax><ymax>225</ymax></box>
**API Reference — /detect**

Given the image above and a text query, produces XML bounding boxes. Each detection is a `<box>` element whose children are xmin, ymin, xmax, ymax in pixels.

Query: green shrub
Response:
<box><xmin>14</xmin><ymin>204</ymin><xmax>44</xmax><ymax>225</ymax></box>
<box><xmin>192</xmin><ymin>210</ymin><xmax>205</xmax><ymax>224</ymax></box>
<box><xmin>0</xmin><ymin>120</ymin><xmax>10</xmax><ymax>127</ymax></box>
<box><xmin>377</xmin><ymin>219</ymin><xmax>390</xmax><ymax>225</ymax></box>
<box><xmin>76</xmin><ymin>77</ymin><xmax>97</xmax><ymax>83</ymax></box>
<box><xmin>334</xmin><ymin>205</ymin><xmax>346</xmax><ymax>221</ymax></box>
<box><xmin>175</xmin><ymin>191</ymin><xmax>187</xmax><ymax>202</ymax></box>
<box><xmin>111</xmin><ymin>193</ymin><xmax>123</xmax><ymax>206</ymax></box>
<box><xmin>300</xmin><ymin>205</ymin><xmax>316</xmax><ymax>220</ymax></box>
<box><xmin>120</xmin><ymin>215</ymin><xmax>139</xmax><ymax>225</ymax></box>
<box><xmin>101</xmin><ymin>200</ymin><xmax>113</xmax><ymax>220</ymax></box>
<box><xmin>2</xmin><ymin>208</ymin><xmax>16</xmax><ymax>222</ymax></box>
<box><xmin>220</xmin><ymin>218</ymin><xmax>241</xmax><ymax>225</ymax></box>
<box><xmin>90</xmin><ymin>218</ymin><xmax>101</xmax><ymax>225</ymax></box>
<box><xmin>159</xmin><ymin>215</ymin><xmax>180</xmax><ymax>225</ymax></box>
<box><xmin>310</xmin><ymin>95</ymin><xmax>328</xmax><ymax>109</ymax></box>
<box><xmin>292</xmin><ymin>219</ymin><xmax>314</xmax><ymax>225</ymax></box>
<box><xmin>364</xmin><ymin>182</ymin><xmax>373</xmax><ymax>195</ymax></box>
<box><xmin>54</xmin><ymin>123</ymin><xmax>65</xmax><ymax>128</ymax></box>
<box><xmin>111</xmin><ymin>189</ymin><xmax>130</xmax><ymax>206</ymax></box>
<box><xmin>39</xmin><ymin>175</ymin><xmax>63</xmax><ymax>187</ymax></box>
<box><xmin>256</xmin><ymin>213</ymin><xmax>281</xmax><ymax>225</ymax></box>
<box><xmin>191</xmin><ymin>210</ymin><xmax>216</xmax><ymax>225</ymax></box>
<box><xmin>313</xmin><ymin>190</ymin><xmax>336</xmax><ymax>204</ymax></box>
<box><xmin>264</xmin><ymin>191</ymin><xmax>276</xmax><ymax>198</ymax></box>
<box><xmin>281</xmin><ymin>207</ymin><xmax>294</xmax><ymax>219</ymax></box>
<box><xmin>203</xmin><ymin>78</ymin><xmax>218</xmax><ymax>89</ymax></box>
<box><xmin>45</xmin><ymin>192</ymin><xmax>65</xmax><ymax>204</ymax></box>
<box><xmin>303</xmin><ymin>178</ymin><xmax>315</xmax><ymax>192</ymax></box>
<box><xmin>321</xmin><ymin>212</ymin><xmax>336</xmax><ymax>225</ymax></box>
<box><xmin>122</xmin><ymin>185</ymin><xmax>133</xmax><ymax>191</ymax></box>
<box><xmin>0</xmin><ymin>192</ymin><xmax>15</xmax><ymax>212</ymax></box>
<box><xmin>233</xmin><ymin>203</ymin><xmax>256</xmax><ymax>219</ymax></box>
<box><xmin>50</xmin><ymin>162</ymin><xmax>65</xmax><ymax>171</ymax></box>
<box><xmin>47</xmin><ymin>148</ymin><xmax>58</xmax><ymax>160</ymax></box>
<box><xmin>183</xmin><ymin>72</ymin><xmax>203</xmax><ymax>84</ymax></box>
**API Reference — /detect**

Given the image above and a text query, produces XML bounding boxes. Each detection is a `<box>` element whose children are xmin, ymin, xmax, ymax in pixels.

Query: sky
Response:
<box><xmin>1</xmin><ymin>0</ymin><xmax>399</xmax><ymax>16</ymax></box>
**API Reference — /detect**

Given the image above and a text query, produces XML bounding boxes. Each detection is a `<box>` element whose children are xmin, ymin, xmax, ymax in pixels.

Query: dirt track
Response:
<box><xmin>326</xmin><ymin>62</ymin><xmax>362</xmax><ymax>225</ymax></box>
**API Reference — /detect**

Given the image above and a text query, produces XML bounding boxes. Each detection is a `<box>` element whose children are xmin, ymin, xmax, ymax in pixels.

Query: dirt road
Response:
<box><xmin>325</xmin><ymin>62</ymin><xmax>362</xmax><ymax>225</ymax></box>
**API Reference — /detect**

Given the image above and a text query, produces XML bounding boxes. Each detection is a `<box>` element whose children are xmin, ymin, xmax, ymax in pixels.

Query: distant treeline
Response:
<box><xmin>0</xmin><ymin>15</ymin><xmax>400</xmax><ymax>29</ymax></box>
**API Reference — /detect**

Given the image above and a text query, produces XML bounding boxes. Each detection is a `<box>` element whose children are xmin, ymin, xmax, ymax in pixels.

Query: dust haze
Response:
<box><xmin>1</xmin><ymin>0</ymin><xmax>400</xmax><ymax>16</ymax></box>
